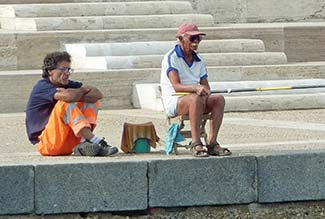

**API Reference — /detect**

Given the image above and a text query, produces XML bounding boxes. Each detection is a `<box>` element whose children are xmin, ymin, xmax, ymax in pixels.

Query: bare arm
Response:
<box><xmin>54</xmin><ymin>86</ymin><xmax>103</xmax><ymax>103</ymax></box>
<box><xmin>79</xmin><ymin>86</ymin><xmax>103</xmax><ymax>103</ymax></box>
<box><xmin>200</xmin><ymin>78</ymin><xmax>211</xmax><ymax>91</ymax></box>
<box><xmin>168</xmin><ymin>70</ymin><xmax>210</xmax><ymax>96</ymax></box>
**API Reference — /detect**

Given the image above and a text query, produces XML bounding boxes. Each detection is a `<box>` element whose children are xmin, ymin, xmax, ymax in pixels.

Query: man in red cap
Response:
<box><xmin>160</xmin><ymin>23</ymin><xmax>231</xmax><ymax>157</ymax></box>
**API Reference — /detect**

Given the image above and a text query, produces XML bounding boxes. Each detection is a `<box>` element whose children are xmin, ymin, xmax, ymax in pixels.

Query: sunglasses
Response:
<box><xmin>189</xmin><ymin>35</ymin><xmax>202</xmax><ymax>42</ymax></box>
<box><xmin>56</xmin><ymin>67</ymin><xmax>73</xmax><ymax>74</ymax></box>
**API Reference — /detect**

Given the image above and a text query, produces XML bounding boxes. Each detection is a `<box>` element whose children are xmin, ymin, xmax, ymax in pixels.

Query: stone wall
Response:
<box><xmin>3</xmin><ymin>152</ymin><xmax>325</xmax><ymax>215</ymax></box>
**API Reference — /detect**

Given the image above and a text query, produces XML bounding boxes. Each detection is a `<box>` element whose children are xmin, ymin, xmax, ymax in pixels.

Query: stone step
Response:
<box><xmin>2</xmin><ymin>22</ymin><xmax>325</xmax><ymax>70</ymax></box>
<box><xmin>0</xmin><ymin>23</ymin><xmax>297</xmax><ymax>70</ymax></box>
<box><xmin>4</xmin><ymin>62</ymin><xmax>325</xmax><ymax>79</ymax></box>
<box><xmin>1</xmin><ymin>14</ymin><xmax>214</xmax><ymax>31</ymax></box>
<box><xmin>132</xmin><ymin>79</ymin><xmax>325</xmax><ymax>112</ymax></box>
<box><xmin>2</xmin><ymin>62</ymin><xmax>325</xmax><ymax>113</ymax></box>
<box><xmin>65</xmin><ymin>39</ymin><xmax>265</xmax><ymax>57</ymax></box>
<box><xmin>0</xmin><ymin>0</ymin><xmax>166</xmax><ymax>3</ymax></box>
<box><xmin>0</xmin><ymin>69</ymin><xmax>152</xmax><ymax>113</ymax></box>
<box><xmin>0</xmin><ymin>1</ymin><xmax>194</xmax><ymax>17</ymax></box>
<box><xmin>72</xmin><ymin>52</ymin><xmax>287</xmax><ymax>69</ymax></box>
<box><xmin>206</xmin><ymin>63</ymin><xmax>325</xmax><ymax>81</ymax></box>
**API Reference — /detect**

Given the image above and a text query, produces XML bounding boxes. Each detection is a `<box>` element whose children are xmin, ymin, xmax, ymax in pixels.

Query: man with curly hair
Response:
<box><xmin>25</xmin><ymin>51</ymin><xmax>118</xmax><ymax>156</ymax></box>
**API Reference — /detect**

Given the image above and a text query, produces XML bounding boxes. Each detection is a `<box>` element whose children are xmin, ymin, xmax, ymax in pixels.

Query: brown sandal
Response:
<box><xmin>206</xmin><ymin>142</ymin><xmax>232</xmax><ymax>156</ymax></box>
<box><xmin>190</xmin><ymin>141</ymin><xmax>209</xmax><ymax>157</ymax></box>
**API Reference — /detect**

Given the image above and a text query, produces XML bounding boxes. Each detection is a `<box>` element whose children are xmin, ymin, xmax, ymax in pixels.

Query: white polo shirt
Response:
<box><xmin>160</xmin><ymin>44</ymin><xmax>208</xmax><ymax>116</ymax></box>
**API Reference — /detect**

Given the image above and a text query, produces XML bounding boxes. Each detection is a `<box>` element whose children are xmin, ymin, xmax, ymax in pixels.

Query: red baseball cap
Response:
<box><xmin>176</xmin><ymin>23</ymin><xmax>206</xmax><ymax>37</ymax></box>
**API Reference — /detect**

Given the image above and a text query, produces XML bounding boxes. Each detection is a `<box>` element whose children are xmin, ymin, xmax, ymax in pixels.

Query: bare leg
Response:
<box><xmin>78</xmin><ymin>127</ymin><xmax>94</xmax><ymax>141</ymax></box>
<box><xmin>176</xmin><ymin>94</ymin><xmax>205</xmax><ymax>149</ymax></box>
<box><xmin>204</xmin><ymin>94</ymin><xmax>225</xmax><ymax>146</ymax></box>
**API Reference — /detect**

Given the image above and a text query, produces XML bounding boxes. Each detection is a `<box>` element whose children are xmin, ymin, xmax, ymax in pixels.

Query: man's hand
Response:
<box><xmin>194</xmin><ymin>85</ymin><xmax>211</xmax><ymax>96</ymax></box>
<box><xmin>79</xmin><ymin>86</ymin><xmax>103</xmax><ymax>103</ymax></box>
<box><xmin>54</xmin><ymin>86</ymin><xmax>101</xmax><ymax>103</ymax></box>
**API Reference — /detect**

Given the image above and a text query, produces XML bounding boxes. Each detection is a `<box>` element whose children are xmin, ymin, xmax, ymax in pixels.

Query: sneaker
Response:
<box><xmin>72</xmin><ymin>141</ymin><xmax>101</xmax><ymax>156</ymax></box>
<box><xmin>97</xmin><ymin>139</ymin><xmax>119</xmax><ymax>156</ymax></box>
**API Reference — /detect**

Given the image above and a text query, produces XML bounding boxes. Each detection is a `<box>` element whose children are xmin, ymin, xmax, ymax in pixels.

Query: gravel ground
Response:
<box><xmin>2</xmin><ymin>109</ymin><xmax>325</xmax><ymax>158</ymax></box>
<box><xmin>2</xmin><ymin>201</ymin><xmax>325</xmax><ymax>219</ymax></box>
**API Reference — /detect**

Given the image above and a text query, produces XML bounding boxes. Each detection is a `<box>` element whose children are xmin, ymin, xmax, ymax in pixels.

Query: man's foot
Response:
<box><xmin>73</xmin><ymin>141</ymin><xmax>102</xmax><ymax>156</ymax></box>
<box><xmin>206</xmin><ymin>142</ymin><xmax>231</xmax><ymax>156</ymax></box>
<box><xmin>97</xmin><ymin>139</ymin><xmax>119</xmax><ymax>156</ymax></box>
<box><xmin>190</xmin><ymin>141</ymin><xmax>209</xmax><ymax>157</ymax></box>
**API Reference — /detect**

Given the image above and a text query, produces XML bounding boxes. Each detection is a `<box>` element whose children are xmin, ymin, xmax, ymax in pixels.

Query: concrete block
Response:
<box><xmin>35</xmin><ymin>161</ymin><xmax>148</xmax><ymax>214</ymax></box>
<box><xmin>0</xmin><ymin>165</ymin><xmax>34</xmax><ymax>215</ymax></box>
<box><xmin>148</xmin><ymin>156</ymin><xmax>256</xmax><ymax>207</ymax></box>
<box><xmin>258</xmin><ymin>152</ymin><xmax>325</xmax><ymax>203</ymax></box>
<box><xmin>132</xmin><ymin>82</ymin><xmax>163</xmax><ymax>111</ymax></box>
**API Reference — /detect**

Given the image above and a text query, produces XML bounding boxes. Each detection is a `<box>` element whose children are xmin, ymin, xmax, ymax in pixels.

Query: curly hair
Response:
<box><xmin>42</xmin><ymin>51</ymin><xmax>71</xmax><ymax>78</ymax></box>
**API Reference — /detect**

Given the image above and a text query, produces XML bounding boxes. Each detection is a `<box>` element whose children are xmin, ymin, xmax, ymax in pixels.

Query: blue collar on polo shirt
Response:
<box><xmin>175</xmin><ymin>45</ymin><xmax>201</xmax><ymax>62</ymax></box>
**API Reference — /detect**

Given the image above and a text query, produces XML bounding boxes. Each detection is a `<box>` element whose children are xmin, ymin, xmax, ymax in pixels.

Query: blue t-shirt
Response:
<box><xmin>25</xmin><ymin>78</ymin><xmax>82</xmax><ymax>144</ymax></box>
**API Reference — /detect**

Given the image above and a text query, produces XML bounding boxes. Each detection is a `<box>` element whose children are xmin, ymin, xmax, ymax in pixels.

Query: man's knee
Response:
<box><xmin>211</xmin><ymin>95</ymin><xmax>225</xmax><ymax>108</ymax></box>
<box><xmin>190</xmin><ymin>94</ymin><xmax>205</xmax><ymax>106</ymax></box>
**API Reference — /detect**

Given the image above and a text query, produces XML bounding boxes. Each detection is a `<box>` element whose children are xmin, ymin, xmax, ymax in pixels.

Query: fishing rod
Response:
<box><xmin>173</xmin><ymin>84</ymin><xmax>325</xmax><ymax>96</ymax></box>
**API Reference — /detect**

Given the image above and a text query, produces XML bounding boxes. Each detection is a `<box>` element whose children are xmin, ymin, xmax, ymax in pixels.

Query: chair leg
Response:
<box><xmin>173</xmin><ymin>143</ymin><xmax>179</xmax><ymax>155</ymax></box>
<box><xmin>201</xmin><ymin>119</ymin><xmax>208</xmax><ymax>144</ymax></box>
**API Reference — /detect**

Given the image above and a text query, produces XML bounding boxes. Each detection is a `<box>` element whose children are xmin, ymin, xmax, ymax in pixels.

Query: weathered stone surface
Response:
<box><xmin>133</xmin><ymin>79</ymin><xmax>325</xmax><ymax>111</ymax></box>
<box><xmin>66</xmin><ymin>39</ymin><xmax>264</xmax><ymax>57</ymax></box>
<box><xmin>2</xmin><ymin>14</ymin><xmax>213</xmax><ymax>31</ymax></box>
<box><xmin>190</xmin><ymin>0</ymin><xmax>325</xmax><ymax>23</ymax></box>
<box><xmin>9</xmin><ymin>26</ymin><xmax>283</xmax><ymax>70</ymax></box>
<box><xmin>0</xmin><ymin>165</ymin><xmax>34</xmax><ymax>215</ymax></box>
<box><xmin>285</xmin><ymin>26</ymin><xmax>325</xmax><ymax>62</ymax></box>
<box><xmin>0</xmin><ymin>47</ymin><xmax>17</xmax><ymax>70</ymax></box>
<box><xmin>0</xmin><ymin>2</ymin><xmax>193</xmax><ymax>17</ymax></box>
<box><xmin>35</xmin><ymin>161</ymin><xmax>148</xmax><ymax>214</ymax></box>
<box><xmin>191</xmin><ymin>0</ymin><xmax>247</xmax><ymax>23</ymax></box>
<box><xmin>246</xmin><ymin>0</ymin><xmax>325</xmax><ymax>23</ymax></box>
<box><xmin>258</xmin><ymin>152</ymin><xmax>325</xmax><ymax>203</ymax></box>
<box><xmin>225</xmin><ymin>93</ymin><xmax>325</xmax><ymax>112</ymax></box>
<box><xmin>0</xmin><ymin>73</ymin><xmax>38</xmax><ymax>113</ymax></box>
<box><xmin>76</xmin><ymin>52</ymin><xmax>287</xmax><ymax>69</ymax></box>
<box><xmin>148</xmin><ymin>156</ymin><xmax>256</xmax><ymax>207</ymax></box>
